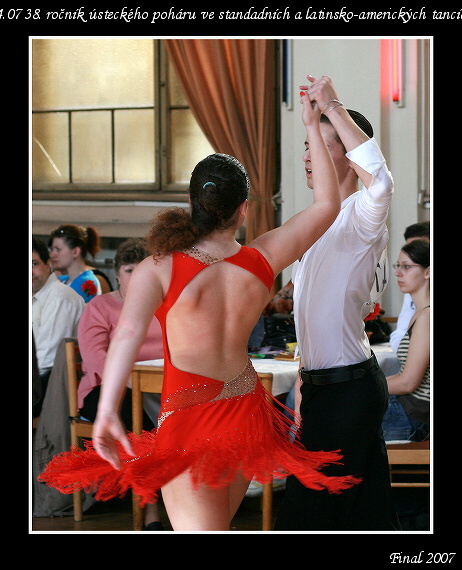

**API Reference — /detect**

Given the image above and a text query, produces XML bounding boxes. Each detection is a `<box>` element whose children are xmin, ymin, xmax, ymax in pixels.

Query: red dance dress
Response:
<box><xmin>39</xmin><ymin>246</ymin><xmax>361</xmax><ymax>506</ymax></box>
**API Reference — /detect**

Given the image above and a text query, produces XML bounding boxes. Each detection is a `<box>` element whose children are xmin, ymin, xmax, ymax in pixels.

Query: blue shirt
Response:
<box><xmin>59</xmin><ymin>269</ymin><xmax>101</xmax><ymax>303</ymax></box>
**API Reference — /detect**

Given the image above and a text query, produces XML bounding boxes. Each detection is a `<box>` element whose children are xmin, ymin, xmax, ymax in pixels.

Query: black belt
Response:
<box><xmin>300</xmin><ymin>353</ymin><xmax>377</xmax><ymax>385</ymax></box>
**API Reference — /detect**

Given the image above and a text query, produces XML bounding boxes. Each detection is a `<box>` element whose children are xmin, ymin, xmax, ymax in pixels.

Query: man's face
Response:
<box><xmin>303</xmin><ymin>123</ymin><xmax>352</xmax><ymax>189</ymax></box>
<box><xmin>32</xmin><ymin>250</ymin><xmax>51</xmax><ymax>295</ymax></box>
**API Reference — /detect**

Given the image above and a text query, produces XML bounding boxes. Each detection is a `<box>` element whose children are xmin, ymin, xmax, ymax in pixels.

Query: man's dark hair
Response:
<box><xmin>321</xmin><ymin>108</ymin><xmax>374</xmax><ymax>139</ymax></box>
<box><xmin>33</xmin><ymin>236</ymin><xmax>49</xmax><ymax>264</ymax></box>
<box><xmin>404</xmin><ymin>221</ymin><xmax>430</xmax><ymax>241</ymax></box>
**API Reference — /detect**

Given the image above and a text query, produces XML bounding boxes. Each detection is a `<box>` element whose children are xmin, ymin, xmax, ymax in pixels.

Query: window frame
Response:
<box><xmin>32</xmin><ymin>39</ymin><xmax>193</xmax><ymax>202</ymax></box>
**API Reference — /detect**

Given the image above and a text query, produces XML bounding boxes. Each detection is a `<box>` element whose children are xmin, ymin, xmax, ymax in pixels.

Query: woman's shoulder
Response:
<box><xmin>416</xmin><ymin>305</ymin><xmax>431</xmax><ymax>320</ymax></box>
<box><xmin>138</xmin><ymin>253</ymin><xmax>172</xmax><ymax>272</ymax></box>
<box><xmin>92</xmin><ymin>291</ymin><xmax>120</xmax><ymax>305</ymax></box>
<box><xmin>418</xmin><ymin>305</ymin><xmax>431</xmax><ymax>325</ymax></box>
<box><xmin>81</xmin><ymin>292</ymin><xmax>117</xmax><ymax>314</ymax></box>
<box><xmin>132</xmin><ymin>254</ymin><xmax>173</xmax><ymax>293</ymax></box>
<box><xmin>408</xmin><ymin>306</ymin><xmax>430</xmax><ymax>336</ymax></box>
<box><xmin>80</xmin><ymin>268</ymin><xmax>99</xmax><ymax>280</ymax></box>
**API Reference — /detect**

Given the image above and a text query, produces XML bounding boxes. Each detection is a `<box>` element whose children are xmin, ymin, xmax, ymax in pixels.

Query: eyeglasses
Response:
<box><xmin>392</xmin><ymin>264</ymin><xmax>421</xmax><ymax>271</ymax></box>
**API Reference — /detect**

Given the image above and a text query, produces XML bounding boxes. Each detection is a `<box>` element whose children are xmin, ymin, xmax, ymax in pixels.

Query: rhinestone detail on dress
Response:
<box><xmin>157</xmin><ymin>360</ymin><xmax>257</xmax><ymax>428</ymax></box>
<box><xmin>181</xmin><ymin>246</ymin><xmax>223</xmax><ymax>265</ymax></box>
<box><xmin>211</xmin><ymin>359</ymin><xmax>257</xmax><ymax>402</ymax></box>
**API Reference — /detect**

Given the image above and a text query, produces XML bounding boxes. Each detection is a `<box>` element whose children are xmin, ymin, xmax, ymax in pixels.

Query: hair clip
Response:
<box><xmin>203</xmin><ymin>182</ymin><xmax>216</xmax><ymax>189</ymax></box>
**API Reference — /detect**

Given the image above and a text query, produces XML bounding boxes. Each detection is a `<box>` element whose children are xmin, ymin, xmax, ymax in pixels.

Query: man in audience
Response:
<box><xmin>32</xmin><ymin>236</ymin><xmax>85</xmax><ymax>416</ymax></box>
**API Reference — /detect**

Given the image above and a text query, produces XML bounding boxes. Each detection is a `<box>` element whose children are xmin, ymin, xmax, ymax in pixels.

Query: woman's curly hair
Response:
<box><xmin>146</xmin><ymin>153</ymin><xmax>249</xmax><ymax>259</ymax></box>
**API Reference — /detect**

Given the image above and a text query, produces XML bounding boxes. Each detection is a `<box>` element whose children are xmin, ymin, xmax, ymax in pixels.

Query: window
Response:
<box><xmin>32</xmin><ymin>38</ymin><xmax>214</xmax><ymax>201</ymax></box>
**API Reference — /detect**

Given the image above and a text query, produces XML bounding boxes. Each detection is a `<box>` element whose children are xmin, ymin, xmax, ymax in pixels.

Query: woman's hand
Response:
<box><xmin>92</xmin><ymin>413</ymin><xmax>135</xmax><ymax>470</ymax></box>
<box><xmin>300</xmin><ymin>82</ymin><xmax>321</xmax><ymax>127</ymax></box>
<box><xmin>301</xmin><ymin>74</ymin><xmax>340</xmax><ymax>116</ymax></box>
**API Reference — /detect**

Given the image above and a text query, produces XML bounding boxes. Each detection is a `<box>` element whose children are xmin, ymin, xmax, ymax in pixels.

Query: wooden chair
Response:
<box><xmin>386</xmin><ymin>439</ymin><xmax>430</xmax><ymax>487</ymax></box>
<box><xmin>131</xmin><ymin>365</ymin><xmax>164</xmax><ymax>531</ymax></box>
<box><xmin>257</xmin><ymin>373</ymin><xmax>276</xmax><ymax>531</ymax></box>
<box><xmin>130</xmin><ymin>366</ymin><xmax>275</xmax><ymax>531</ymax></box>
<box><xmin>65</xmin><ymin>339</ymin><xmax>94</xmax><ymax>521</ymax></box>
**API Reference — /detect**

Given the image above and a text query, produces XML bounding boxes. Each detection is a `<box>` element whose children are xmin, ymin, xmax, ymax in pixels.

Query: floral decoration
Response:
<box><xmin>81</xmin><ymin>280</ymin><xmax>97</xmax><ymax>297</ymax></box>
<box><xmin>364</xmin><ymin>302</ymin><xmax>382</xmax><ymax>322</ymax></box>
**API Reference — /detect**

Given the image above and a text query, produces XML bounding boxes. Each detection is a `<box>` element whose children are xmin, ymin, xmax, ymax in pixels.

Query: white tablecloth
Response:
<box><xmin>251</xmin><ymin>358</ymin><xmax>299</xmax><ymax>395</ymax></box>
<box><xmin>372</xmin><ymin>343</ymin><xmax>401</xmax><ymax>376</ymax></box>
<box><xmin>135</xmin><ymin>358</ymin><xmax>299</xmax><ymax>397</ymax></box>
<box><xmin>136</xmin><ymin>345</ymin><xmax>399</xmax><ymax>399</ymax></box>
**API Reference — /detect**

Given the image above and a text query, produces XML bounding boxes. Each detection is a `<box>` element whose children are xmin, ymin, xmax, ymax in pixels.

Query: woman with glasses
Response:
<box><xmin>49</xmin><ymin>224</ymin><xmax>103</xmax><ymax>303</ymax></box>
<box><xmin>382</xmin><ymin>239</ymin><xmax>430</xmax><ymax>442</ymax></box>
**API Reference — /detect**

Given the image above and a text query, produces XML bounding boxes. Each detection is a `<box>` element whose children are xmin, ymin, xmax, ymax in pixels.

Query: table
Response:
<box><xmin>373</xmin><ymin>343</ymin><xmax>401</xmax><ymax>376</ymax></box>
<box><xmin>133</xmin><ymin>357</ymin><xmax>300</xmax><ymax>397</ymax></box>
<box><xmin>134</xmin><ymin>346</ymin><xmax>399</xmax><ymax>399</ymax></box>
<box><xmin>251</xmin><ymin>358</ymin><xmax>299</xmax><ymax>395</ymax></box>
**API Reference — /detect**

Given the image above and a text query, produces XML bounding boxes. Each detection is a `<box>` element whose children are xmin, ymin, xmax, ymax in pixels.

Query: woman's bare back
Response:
<box><xmin>165</xmin><ymin>249</ymin><xmax>272</xmax><ymax>381</ymax></box>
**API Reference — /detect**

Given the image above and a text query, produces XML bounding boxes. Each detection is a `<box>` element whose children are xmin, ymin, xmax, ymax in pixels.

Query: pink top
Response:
<box><xmin>77</xmin><ymin>292</ymin><xmax>163</xmax><ymax>409</ymax></box>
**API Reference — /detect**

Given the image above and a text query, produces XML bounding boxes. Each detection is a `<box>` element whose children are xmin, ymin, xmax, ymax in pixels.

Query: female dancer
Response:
<box><xmin>40</xmin><ymin>90</ymin><xmax>360</xmax><ymax>531</ymax></box>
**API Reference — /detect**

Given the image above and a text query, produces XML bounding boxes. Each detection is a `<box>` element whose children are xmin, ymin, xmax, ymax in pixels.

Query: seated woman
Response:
<box><xmin>78</xmin><ymin>238</ymin><xmax>165</xmax><ymax>530</ymax></box>
<box><xmin>49</xmin><ymin>225</ymin><xmax>103</xmax><ymax>302</ymax></box>
<box><xmin>382</xmin><ymin>239</ymin><xmax>430</xmax><ymax>442</ymax></box>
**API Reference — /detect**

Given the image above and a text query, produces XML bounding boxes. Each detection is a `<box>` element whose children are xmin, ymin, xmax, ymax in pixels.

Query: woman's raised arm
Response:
<box><xmin>250</xmin><ymin>89</ymin><xmax>340</xmax><ymax>277</ymax></box>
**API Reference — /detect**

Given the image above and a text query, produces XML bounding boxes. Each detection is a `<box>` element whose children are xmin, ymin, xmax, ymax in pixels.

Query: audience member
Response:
<box><xmin>382</xmin><ymin>239</ymin><xmax>430</xmax><ymax>442</ymax></box>
<box><xmin>78</xmin><ymin>238</ymin><xmax>162</xmax><ymax>427</ymax></box>
<box><xmin>32</xmin><ymin>334</ymin><xmax>41</xmax><ymax>417</ymax></box>
<box><xmin>40</xmin><ymin>92</ymin><xmax>362</xmax><ymax>532</ymax></box>
<box><xmin>275</xmin><ymin>74</ymin><xmax>400</xmax><ymax>530</ymax></box>
<box><xmin>389</xmin><ymin>221</ymin><xmax>430</xmax><ymax>353</ymax></box>
<box><xmin>32</xmin><ymin>237</ymin><xmax>85</xmax><ymax>416</ymax></box>
<box><xmin>90</xmin><ymin>266</ymin><xmax>113</xmax><ymax>294</ymax></box>
<box><xmin>77</xmin><ymin>238</ymin><xmax>164</xmax><ymax>530</ymax></box>
<box><xmin>263</xmin><ymin>280</ymin><xmax>294</xmax><ymax>315</ymax></box>
<box><xmin>49</xmin><ymin>224</ymin><xmax>103</xmax><ymax>302</ymax></box>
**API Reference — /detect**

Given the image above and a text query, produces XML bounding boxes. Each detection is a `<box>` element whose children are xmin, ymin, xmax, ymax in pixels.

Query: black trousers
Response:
<box><xmin>275</xmin><ymin>361</ymin><xmax>400</xmax><ymax>530</ymax></box>
<box><xmin>80</xmin><ymin>385</ymin><xmax>155</xmax><ymax>432</ymax></box>
<box><xmin>33</xmin><ymin>369</ymin><xmax>52</xmax><ymax>418</ymax></box>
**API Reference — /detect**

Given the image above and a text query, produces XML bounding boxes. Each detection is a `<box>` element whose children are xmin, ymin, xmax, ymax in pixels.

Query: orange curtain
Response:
<box><xmin>164</xmin><ymin>39</ymin><xmax>277</xmax><ymax>243</ymax></box>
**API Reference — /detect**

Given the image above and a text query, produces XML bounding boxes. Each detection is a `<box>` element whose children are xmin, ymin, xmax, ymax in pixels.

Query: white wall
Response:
<box><xmin>32</xmin><ymin>201</ymin><xmax>188</xmax><ymax>239</ymax></box>
<box><xmin>279</xmin><ymin>37</ymin><xmax>431</xmax><ymax>317</ymax></box>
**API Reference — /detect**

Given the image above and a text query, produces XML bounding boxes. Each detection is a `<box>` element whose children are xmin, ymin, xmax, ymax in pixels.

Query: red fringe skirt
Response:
<box><xmin>39</xmin><ymin>363</ymin><xmax>361</xmax><ymax>506</ymax></box>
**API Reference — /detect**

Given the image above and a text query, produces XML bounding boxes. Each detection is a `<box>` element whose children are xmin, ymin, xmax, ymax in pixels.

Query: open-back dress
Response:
<box><xmin>39</xmin><ymin>246</ymin><xmax>361</xmax><ymax>506</ymax></box>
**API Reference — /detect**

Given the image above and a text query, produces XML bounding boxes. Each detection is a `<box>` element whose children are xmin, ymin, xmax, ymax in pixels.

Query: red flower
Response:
<box><xmin>364</xmin><ymin>302</ymin><xmax>382</xmax><ymax>322</ymax></box>
<box><xmin>81</xmin><ymin>279</ymin><xmax>97</xmax><ymax>297</ymax></box>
